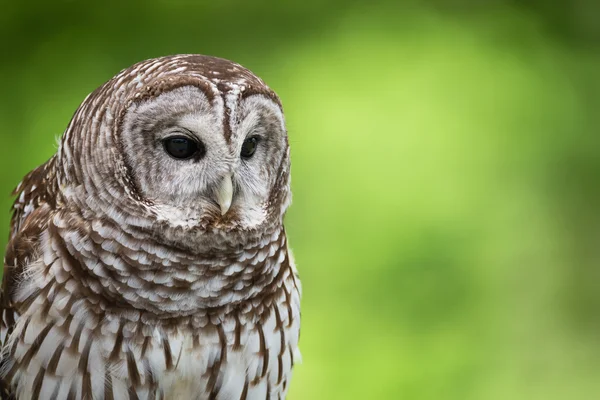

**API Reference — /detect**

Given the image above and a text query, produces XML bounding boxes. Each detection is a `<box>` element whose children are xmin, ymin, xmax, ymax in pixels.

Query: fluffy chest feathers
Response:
<box><xmin>1</xmin><ymin>217</ymin><xmax>301</xmax><ymax>399</ymax></box>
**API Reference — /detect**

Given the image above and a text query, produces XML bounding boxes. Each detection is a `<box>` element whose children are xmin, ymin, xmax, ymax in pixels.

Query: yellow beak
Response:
<box><xmin>216</xmin><ymin>173</ymin><xmax>233</xmax><ymax>215</ymax></box>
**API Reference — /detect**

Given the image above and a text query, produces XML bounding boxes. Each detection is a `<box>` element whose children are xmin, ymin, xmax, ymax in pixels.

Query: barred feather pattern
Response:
<box><xmin>1</xmin><ymin>55</ymin><xmax>300</xmax><ymax>399</ymax></box>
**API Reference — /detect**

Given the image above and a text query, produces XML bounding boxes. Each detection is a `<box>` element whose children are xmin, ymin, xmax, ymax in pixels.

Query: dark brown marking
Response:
<box><xmin>144</xmin><ymin>359</ymin><xmax>157</xmax><ymax>400</ymax></box>
<box><xmin>273</xmin><ymin>306</ymin><xmax>283</xmax><ymax>330</ymax></box>
<box><xmin>289</xmin><ymin>344</ymin><xmax>295</xmax><ymax>367</ymax></box>
<box><xmin>257</xmin><ymin>322</ymin><xmax>269</xmax><ymax>378</ymax></box>
<box><xmin>207</xmin><ymin>325</ymin><xmax>227</xmax><ymax>399</ymax></box>
<box><xmin>38</xmin><ymin>281</ymin><xmax>57</xmax><ymax>320</ymax></box>
<box><xmin>62</xmin><ymin>314</ymin><xmax>74</xmax><ymax>337</ymax></box>
<box><xmin>69</xmin><ymin>321</ymin><xmax>85</xmax><ymax>352</ymax></box>
<box><xmin>17</xmin><ymin>315</ymin><xmax>32</xmax><ymax>346</ymax></box>
<box><xmin>266</xmin><ymin>150</ymin><xmax>290</xmax><ymax>215</ymax></box>
<box><xmin>109</xmin><ymin>320</ymin><xmax>125</xmax><ymax>362</ymax></box>
<box><xmin>61</xmin><ymin>291</ymin><xmax>78</xmax><ymax>316</ymax></box>
<box><xmin>217</xmin><ymin>324</ymin><xmax>227</xmax><ymax>363</ymax></box>
<box><xmin>162</xmin><ymin>337</ymin><xmax>173</xmax><ymax>371</ymax></box>
<box><xmin>46</xmin><ymin>342</ymin><xmax>65</xmax><ymax>375</ymax></box>
<box><xmin>239</xmin><ymin>379</ymin><xmax>249</xmax><ymax>400</ymax></box>
<box><xmin>283</xmin><ymin>286</ymin><xmax>294</xmax><ymax>329</ymax></box>
<box><xmin>277</xmin><ymin>354</ymin><xmax>283</xmax><ymax>385</ymax></box>
<box><xmin>3</xmin><ymin>309</ymin><xmax>16</xmax><ymax>339</ymax></box>
<box><xmin>141</xmin><ymin>336</ymin><xmax>150</xmax><ymax>358</ymax></box>
<box><xmin>78</xmin><ymin>332</ymin><xmax>93</xmax><ymax>372</ymax></box>
<box><xmin>127</xmin><ymin>386</ymin><xmax>140</xmax><ymax>400</ymax></box>
<box><xmin>66</xmin><ymin>379</ymin><xmax>77</xmax><ymax>400</ymax></box>
<box><xmin>233</xmin><ymin>313</ymin><xmax>242</xmax><ymax>350</ymax></box>
<box><xmin>275</xmin><ymin>306</ymin><xmax>285</xmax><ymax>384</ymax></box>
<box><xmin>82</xmin><ymin>372</ymin><xmax>92</xmax><ymax>400</ymax></box>
<box><xmin>221</xmin><ymin>94</ymin><xmax>234</xmax><ymax>144</ymax></box>
<box><xmin>126</xmin><ymin>349</ymin><xmax>141</xmax><ymax>386</ymax></box>
<box><xmin>31</xmin><ymin>367</ymin><xmax>46</xmax><ymax>399</ymax></box>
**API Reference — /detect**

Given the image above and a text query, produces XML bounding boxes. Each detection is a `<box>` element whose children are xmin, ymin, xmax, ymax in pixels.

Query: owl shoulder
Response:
<box><xmin>2</xmin><ymin>156</ymin><xmax>59</xmax><ymax>336</ymax></box>
<box><xmin>9</xmin><ymin>156</ymin><xmax>59</xmax><ymax>239</ymax></box>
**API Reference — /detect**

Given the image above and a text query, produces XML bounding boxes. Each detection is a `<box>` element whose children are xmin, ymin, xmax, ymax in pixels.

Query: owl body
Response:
<box><xmin>0</xmin><ymin>55</ymin><xmax>300</xmax><ymax>399</ymax></box>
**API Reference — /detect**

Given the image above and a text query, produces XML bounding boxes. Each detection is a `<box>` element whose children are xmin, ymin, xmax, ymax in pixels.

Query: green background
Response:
<box><xmin>2</xmin><ymin>1</ymin><xmax>600</xmax><ymax>399</ymax></box>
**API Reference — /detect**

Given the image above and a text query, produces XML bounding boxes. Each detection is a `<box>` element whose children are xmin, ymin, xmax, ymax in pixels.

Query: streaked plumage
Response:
<box><xmin>0</xmin><ymin>55</ymin><xmax>301</xmax><ymax>399</ymax></box>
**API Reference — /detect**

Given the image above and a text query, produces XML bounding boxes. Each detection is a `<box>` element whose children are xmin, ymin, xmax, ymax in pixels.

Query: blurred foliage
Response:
<box><xmin>2</xmin><ymin>1</ymin><xmax>600</xmax><ymax>399</ymax></box>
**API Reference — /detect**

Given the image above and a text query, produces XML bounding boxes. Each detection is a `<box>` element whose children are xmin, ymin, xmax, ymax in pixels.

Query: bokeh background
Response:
<box><xmin>2</xmin><ymin>1</ymin><xmax>600</xmax><ymax>398</ymax></box>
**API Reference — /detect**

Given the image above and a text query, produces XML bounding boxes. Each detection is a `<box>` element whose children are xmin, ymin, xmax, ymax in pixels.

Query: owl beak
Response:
<box><xmin>216</xmin><ymin>173</ymin><xmax>234</xmax><ymax>215</ymax></box>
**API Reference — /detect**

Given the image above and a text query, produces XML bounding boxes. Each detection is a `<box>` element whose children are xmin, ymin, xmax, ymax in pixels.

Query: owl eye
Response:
<box><xmin>162</xmin><ymin>136</ymin><xmax>205</xmax><ymax>160</ymax></box>
<box><xmin>240</xmin><ymin>136</ymin><xmax>259</xmax><ymax>159</ymax></box>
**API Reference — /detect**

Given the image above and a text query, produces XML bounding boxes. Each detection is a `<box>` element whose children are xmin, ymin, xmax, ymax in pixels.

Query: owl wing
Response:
<box><xmin>0</xmin><ymin>157</ymin><xmax>58</xmax><ymax>398</ymax></box>
<box><xmin>2</xmin><ymin>156</ymin><xmax>58</xmax><ymax>343</ymax></box>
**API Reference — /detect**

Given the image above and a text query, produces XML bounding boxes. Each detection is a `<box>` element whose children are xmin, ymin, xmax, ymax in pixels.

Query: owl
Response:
<box><xmin>0</xmin><ymin>55</ymin><xmax>301</xmax><ymax>400</ymax></box>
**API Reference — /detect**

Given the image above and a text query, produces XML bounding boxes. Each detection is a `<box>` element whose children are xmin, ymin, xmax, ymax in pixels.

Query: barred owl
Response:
<box><xmin>0</xmin><ymin>55</ymin><xmax>301</xmax><ymax>399</ymax></box>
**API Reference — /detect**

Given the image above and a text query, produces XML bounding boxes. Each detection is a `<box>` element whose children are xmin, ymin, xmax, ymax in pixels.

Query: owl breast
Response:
<box><xmin>2</xmin><ymin>220</ymin><xmax>301</xmax><ymax>400</ymax></box>
<box><xmin>150</xmin><ymin>309</ymin><xmax>301</xmax><ymax>400</ymax></box>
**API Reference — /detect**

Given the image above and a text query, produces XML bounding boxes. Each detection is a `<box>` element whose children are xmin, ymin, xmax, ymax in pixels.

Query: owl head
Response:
<box><xmin>56</xmin><ymin>55</ymin><xmax>291</xmax><ymax>249</ymax></box>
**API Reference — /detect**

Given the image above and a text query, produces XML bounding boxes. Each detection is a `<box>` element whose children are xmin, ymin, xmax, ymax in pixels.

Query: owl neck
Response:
<box><xmin>48</xmin><ymin>208</ymin><xmax>289</xmax><ymax>320</ymax></box>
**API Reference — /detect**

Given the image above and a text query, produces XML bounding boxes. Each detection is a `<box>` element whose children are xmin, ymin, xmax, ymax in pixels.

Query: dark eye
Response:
<box><xmin>241</xmin><ymin>136</ymin><xmax>259</xmax><ymax>159</ymax></box>
<box><xmin>162</xmin><ymin>136</ymin><xmax>205</xmax><ymax>160</ymax></box>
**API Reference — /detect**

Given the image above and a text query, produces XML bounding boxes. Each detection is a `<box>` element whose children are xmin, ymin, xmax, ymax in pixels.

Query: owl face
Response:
<box><xmin>120</xmin><ymin>85</ymin><xmax>289</xmax><ymax>231</ymax></box>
